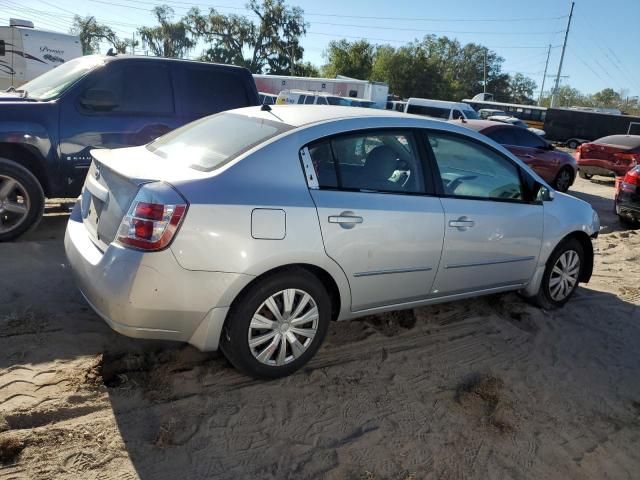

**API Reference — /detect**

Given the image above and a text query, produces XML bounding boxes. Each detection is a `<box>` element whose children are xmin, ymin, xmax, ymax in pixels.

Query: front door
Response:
<box><xmin>304</xmin><ymin>129</ymin><xmax>445</xmax><ymax>311</ymax></box>
<box><xmin>424</xmin><ymin>130</ymin><xmax>544</xmax><ymax>296</ymax></box>
<box><xmin>59</xmin><ymin>60</ymin><xmax>180</xmax><ymax>196</ymax></box>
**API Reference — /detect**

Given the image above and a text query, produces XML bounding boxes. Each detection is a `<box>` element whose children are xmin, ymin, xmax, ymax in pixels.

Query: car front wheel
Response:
<box><xmin>553</xmin><ymin>167</ymin><xmax>574</xmax><ymax>192</ymax></box>
<box><xmin>0</xmin><ymin>158</ymin><xmax>45</xmax><ymax>242</ymax></box>
<box><xmin>533</xmin><ymin>238</ymin><xmax>584</xmax><ymax>309</ymax></box>
<box><xmin>578</xmin><ymin>170</ymin><xmax>593</xmax><ymax>180</ymax></box>
<box><xmin>221</xmin><ymin>268</ymin><xmax>331</xmax><ymax>378</ymax></box>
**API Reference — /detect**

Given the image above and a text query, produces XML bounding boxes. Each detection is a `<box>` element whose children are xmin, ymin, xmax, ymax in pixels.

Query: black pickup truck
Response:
<box><xmin>0</xmin><ymin>54</ymin><xmax>259</xmax><ymax>241</ymax></box>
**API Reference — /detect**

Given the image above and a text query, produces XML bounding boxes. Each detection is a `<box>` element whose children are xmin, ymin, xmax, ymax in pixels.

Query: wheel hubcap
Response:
<box><xmin>0</xmin><ymin>175</ymin><xmax>30</xmax><ymax>234</ymax></box>
<box><xmin>556</xmin><ymin>171</ymin><xmax>571</xmax><ymax>191</ymax></box>
<box><xmin>248</xmin><ymin>288</ymin><xmax>319</xmax><ymax>366</ymax></box>
<box><xmin>549</xmin><ymin>250</ymin><xmax>580</xmax><ymax>301</ymax></box>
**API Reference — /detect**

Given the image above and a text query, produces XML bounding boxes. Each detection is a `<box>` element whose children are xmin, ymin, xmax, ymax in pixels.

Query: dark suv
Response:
<box><xmin>0</xmin><ymin>54</ymin><xmax>259</xmax><ymax>241</ymax></box>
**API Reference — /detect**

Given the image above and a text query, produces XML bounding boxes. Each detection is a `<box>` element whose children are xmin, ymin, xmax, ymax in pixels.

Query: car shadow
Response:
<box><xmin>569</xmin><ymin>188</ymin><xmax>630</xmax><ymax>233</ymax></box>
<box><xmin>102</xmin><ymin>287</ymin><xmax>640</xmax><ymax>479</ymax></box>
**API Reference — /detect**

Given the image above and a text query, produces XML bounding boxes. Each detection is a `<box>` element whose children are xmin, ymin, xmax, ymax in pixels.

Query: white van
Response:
<box><xmin>276</xmin><ymin>89</ymin><xmax>360</xmax><ymax>107</ymax></box>
<box><xmin>405</xmin><ymin>98</ymin><xmax>478</xmax><ymax>120</ymax></box>
<box><xmin>0</xmin><ymin>19</ymin><xmax>82</xmax><ymax>90</ymax></box>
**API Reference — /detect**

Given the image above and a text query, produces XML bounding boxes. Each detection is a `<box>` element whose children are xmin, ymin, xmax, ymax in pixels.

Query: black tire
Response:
<box><xmin>220</xmin><ymin>268</ymin><xmax>331</xmax><ymax>379</ymax></box>
<box><xmin>531</xmin><ymin>238</ymin><xmax>584</xmax><ymax>310</ymax></box>
<box><xmin>578</xmin><ymin>170</ymin><xmax>593</xmax><ymax>180</ymax></box>
<box><xmin>553</xmin><ymin>167</ymin><xmax>574</xmax><ymax>193</ymax></box>
<box><xmin>567</xmin><ymin>140</ymin><xmax>579</xmax><ymax>149</ymax></box>
<box><xmin>0</xmin><ymin>158</ymin><xmax>45</xmax><ymax>242</ymax></box>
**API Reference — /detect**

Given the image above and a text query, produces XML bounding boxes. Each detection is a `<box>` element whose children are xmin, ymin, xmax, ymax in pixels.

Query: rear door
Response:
<box><xmin>424</xmin><ymin>130</ymin><xmax>543</xmax><ymax>296</ymax></box>
<box><xmin>304</xmin><ymin>129</ymin><xmax>445</xmax><ymax>311</ymax></box>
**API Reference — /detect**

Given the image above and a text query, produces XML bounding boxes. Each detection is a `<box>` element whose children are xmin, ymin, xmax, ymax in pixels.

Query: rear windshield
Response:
<box><xmin>147</xmin><ymin>113</ymin><xmax>292</xmax><ymax>171</ymax></box>
<box><xmin>594</xmin><ymin>135</ymin><xmax>640</xmax><ymax>149</ymax></box>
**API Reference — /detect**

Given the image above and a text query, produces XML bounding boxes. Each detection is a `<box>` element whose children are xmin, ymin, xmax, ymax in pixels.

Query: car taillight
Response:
<box><xmin>117</xmin><ymin>182</ymin><xmax>188</xmax><ymax>251</ymax></box>
<box><xmin>622</xmin><ymin>167</ymin><xmax>640</xmax><ymax>188</ymax></box>
<box><xmin>613</xmin><ymin>152</ymin><xmax>640</xmax><ymax>166</ymax></box>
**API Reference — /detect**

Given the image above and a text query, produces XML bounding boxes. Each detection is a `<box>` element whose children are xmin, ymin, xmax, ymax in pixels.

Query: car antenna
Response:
<box><xmin>260</xmin><ymin>103</ymin><xmax>284</xmax><ymax>122</ymax></box>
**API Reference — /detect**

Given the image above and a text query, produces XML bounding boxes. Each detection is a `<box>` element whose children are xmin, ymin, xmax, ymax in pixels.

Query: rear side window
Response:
<box><xmin>304</xmin><ymin>95</ymin><xmax>315</xmax><ymax>105</ymax></box>
<box><xmin>297</xmin><ymin>95</ymin><xmax>306</xmax><ymax>104</ymax></box>
<box><xmin>83</xmin><ymin>63</ymin><xmax>173</xmax><ymax>114</ymax></box>
<box><xmin>0</xmin><ymin>40</ymin><xmax>5</xmax><ymax>56</ymax></box>
<box><xmin>147</xmin><ymin>113</ymin><xmax>291</xmax><ymax>171</ymax></box>
<box><xmin>407</xmin><ymin>105</ymin><xmax>450</xmax><ymax>119</ymax></box>
<box><xmin>305</xmin><ymin>131</ymin><xmax>426</xmax><ymax>194</ymax></box>
<box><xmin>510</xmin><ymin>129</ymin><xmax>547</xmax><ymax>148</ymax></box>
<box><xmin>180</xmin><ymin>67</ymin><xmax>250</xmax><ymax>115</ymax></box>
<box><xmin>427</xmin><ymin>131</ymin><xmax>523</xmax><ymax>201</ymax></box>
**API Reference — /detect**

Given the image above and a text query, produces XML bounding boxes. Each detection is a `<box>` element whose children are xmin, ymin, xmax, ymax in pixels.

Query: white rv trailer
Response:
<box><xmin>253</xmin><ymin>73</ymin><xmax>389</xmax><ymax>109</ymax></box>
<box><xmin>0</xmin><ymin>19</ymin><xmax>82</xmax><ymax>90</ymax></box>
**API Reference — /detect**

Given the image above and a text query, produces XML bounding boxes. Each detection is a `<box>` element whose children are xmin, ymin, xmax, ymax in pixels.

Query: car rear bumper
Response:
<box><xmin>578</xmin><ymin>162</ymin><xmax>628</xmax><ymax>177</ymax></box>
<box><xmin>64</xmin><ymin>203</ymin><xmax>253</xmax><ymax>351</ymax></box>
<box><xmin>616</xmin><ymin>190</ymin><xmax>640</xmax><ymax>219</ymax></box>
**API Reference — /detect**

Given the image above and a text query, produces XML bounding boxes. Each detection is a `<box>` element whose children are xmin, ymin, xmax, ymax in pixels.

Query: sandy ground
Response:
<box><xmin>1</xmin><ymin>178</ymin><xmax>639</xmax><ymax>480</ymax></box>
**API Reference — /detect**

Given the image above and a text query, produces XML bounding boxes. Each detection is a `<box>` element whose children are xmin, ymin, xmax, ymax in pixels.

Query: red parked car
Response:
<box><xmin>453</xmin><ymin>120</ymin><xmax>577</xmax><ymax>192</ymax></box>
<box><xmin>614</xmin><ymin>166</ymin><xmax>640</xmax><ymax>227</ymax></box>
<box><xmin>576</xmin><ymin>135</ymin><xmax>640</xmax><ymax>180</ymax></box>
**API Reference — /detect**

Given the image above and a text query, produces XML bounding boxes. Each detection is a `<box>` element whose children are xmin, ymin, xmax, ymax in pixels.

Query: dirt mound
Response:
<box><xmin>0</xmin><ymin>434</ymin><xmax>24</xmax><ymax>464</ymax></box>
<box><xmin>455</xmin><ymin>373</ymin><xmax>515</xmax><ymax>433</ymax></box>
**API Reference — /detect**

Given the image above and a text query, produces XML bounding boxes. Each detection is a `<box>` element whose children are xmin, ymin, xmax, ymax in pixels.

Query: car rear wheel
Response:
<box><xmin>553</xmin><ymin>167</ymin><xmax>574</xmax><ymax>192</ymax></box>
<box><xmin>0</xmin><ymin>158</ymin><xmax>45</xmax><ymax>242</ymax></box>
<box><xmin>578</xmin><ymin>170</ymin><xmax>593</xmax><ymax>180</ymax></box>
<box><xmin>532</xmin><ymin>238</ymin><xmax>584</xmax><ymax>310</ymax></box>
<box><xmin>221</xmin><ymin>268</ymin><xmax>331</xmax><ymax>378</ymax></box>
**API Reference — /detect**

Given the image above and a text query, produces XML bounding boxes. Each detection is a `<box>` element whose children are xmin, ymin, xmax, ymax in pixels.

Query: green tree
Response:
<box><xmin>138</xmin><ymin>5</ymin><xmax>195</xmax><ymax>58</ymax></box>
<box><xmin>592</xmin><ymin>88</ymin><xmax>622</xmax><ymax>107</ymax></box>
<box><xmin>70</xmin><ymin>15</ymin><xmax>119</xmax><ymax>55</ymax></box>
<box><xmin>507</xmin><ymin>73</ymin><xmax>537</xmax><ymax>104</ymax></box>
<box><xmin>294</xmin><ymin>61</ymin><xmax>320</xmax><ymax>77</ymax></box>
<box><xmin>322</xmin><ymin>39</ymin><xmax>375</xmax><ymax>79</ymax></box>
<box><xmin>186</xmin><ymin>0</ymin><xmax>307</xmax><ymax>74</ymax></box>
<box><xmin>539</xmin><ymin>85</ymin><xmax>586</xmax><ymax>107</ymax></box>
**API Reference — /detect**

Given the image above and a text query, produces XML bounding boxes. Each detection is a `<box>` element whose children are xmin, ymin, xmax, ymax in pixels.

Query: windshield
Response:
<box><xmin>147</xmin><ymin>112</ymin><xmax>292</xmax><ymax>171</ymax></box>
<box><xmin>19</xmin><ymin>56</ymin><xmax>105</xmax><ymax>101</ymax></box>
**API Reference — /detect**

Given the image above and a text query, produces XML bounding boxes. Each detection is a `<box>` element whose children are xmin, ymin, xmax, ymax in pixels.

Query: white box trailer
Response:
<box><xmin>0</xmin><ymin>19</ymin><xmax>82</xmax><ymax>90</ymax></box>
<box><xmin>253</xmin><ymin>73</ymin><xmax>389</xmax><ymax>109</ymax></box>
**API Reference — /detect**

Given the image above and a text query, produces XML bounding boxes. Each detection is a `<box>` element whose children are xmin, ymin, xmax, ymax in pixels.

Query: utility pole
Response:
<box><xmin>132</xmin><ymin>32</ymin><xmax>136</xmax><ymax>55</ymax></box>
<box><xmin>538</xmin><ymin>44</ymin><xmax>552</xmax><ymax>106</ymax></box>
<box><xmin>551</xmin><ymin>2</ymin><xmax>574</xmax><ymax>108</ymax></box>
<box><xmin>483</xmin><ymin>48</ymin><xmax>487</xmax><ymax>95</ymax></box>
<box><xmin>290</xmin><ymin>44</ymin><xmax>295</xmax><ymax>75</ymax></box>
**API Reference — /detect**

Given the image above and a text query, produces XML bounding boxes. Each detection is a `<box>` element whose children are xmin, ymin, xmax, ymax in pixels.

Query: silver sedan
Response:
<box><xmin>65</xmin><ymin>106</ymin><xmax>599</xmax><ymax>378</ymax></box>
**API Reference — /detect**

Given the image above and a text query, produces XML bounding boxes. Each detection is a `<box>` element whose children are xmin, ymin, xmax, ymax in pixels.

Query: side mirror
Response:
<box><xmin>80</xmin><ymin>89</ymin><xmax>118</xmax><ymax>111</ymax></box>
<box><xmin>543</xmin><ymin>142</ymin><xmax>555</xmax><ymax>151</ymax></box>
<box><xmin>537</xmin><ymin>183</ymin><xmax>554</xmax><ymax>201</ymax></box>
<box><xmin>523</xmin><ymin>172</ymin><xmax>553</xmax><ymax>202</ymax></box>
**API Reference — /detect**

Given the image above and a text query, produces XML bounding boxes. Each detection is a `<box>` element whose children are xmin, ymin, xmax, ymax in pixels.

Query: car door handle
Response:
<box><xmin>449</xmin><ymin>217</ymin><xmax>475</xmax><ymax>230</ymax></box>
<box><xmin>328</xmin><ymin>212</ymin><xmax>363</xmax><ymax>229</ymax></box>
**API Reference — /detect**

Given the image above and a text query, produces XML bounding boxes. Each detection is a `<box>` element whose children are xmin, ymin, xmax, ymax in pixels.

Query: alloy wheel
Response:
<box><xmin>549</xmin><ymin>250</ymin><xmax>580</xmax><ymax>301</ymax></box>
<box><xmin>555</xmin><ymin>170</ymin><xmax>572</xmax><ymax>192</ymax></box>
<box><xmin>0</xmin><ymin>174</ymin><xmax>30</xmax><ymax>234</ymax></box>
<box><xmin>248</xmin><ymin>289</ymin><xmax>319</xmax><ymax>366</ymax></box>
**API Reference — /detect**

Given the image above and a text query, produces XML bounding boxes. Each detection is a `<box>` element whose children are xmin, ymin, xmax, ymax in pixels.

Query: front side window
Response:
<box><xmin>297</xmin><ymin>95</ymin><xmax>306</xmax><ymax>104</ymax></box>
<box><xmin>452</xmin><ymin>110</ymin><xmax>464</xmax><ymax>120</ymax></box>
<box><xmin>510</xmin><ymin>129</ymin><xmax>547</xmax><ymax>148</ymax></box>
<box><xmin>306</xmin><ymin>131</ymin><xmax>425</xmax><ymax>194</ymax></box>
<box><xmin>82</xmin><ymin>63</ymin><xmax>173</xmax><ymax>114</ymax></box>
<box><xmin>427</xmin><ymin>131</ymin><xmax>523</xmax><ymax>201</ymax></box>
<box><xmin>304</xmin><ymin>95</ymin><xmax>315</xmax><ymax>105</ymax></box>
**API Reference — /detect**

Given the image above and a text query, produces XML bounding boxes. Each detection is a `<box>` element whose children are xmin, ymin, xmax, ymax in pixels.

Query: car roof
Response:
<box><xmin>448</xmin><ymin>118</ymin><xmax>513</xmax><ymax>132</ymax></box>
<box><xmin>97</xmin><ymin>54</ymin><xmax>250</xmax><ymax>71</ymax></box>
<box><xmin>406</xmin><ymin>98</ymin><xmax>473</xmax><ymax>109</ymax></box>
<box><xmin>231</xmin><ymin>105</ymin><xmax>412</xmax><ymax>128</ymax></box>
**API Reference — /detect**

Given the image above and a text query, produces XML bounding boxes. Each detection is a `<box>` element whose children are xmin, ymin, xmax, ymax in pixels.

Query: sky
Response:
<box><xmin>6</xmin><ymin>0</ymin><xmax>640</xmax><ymax>99</ymax></box>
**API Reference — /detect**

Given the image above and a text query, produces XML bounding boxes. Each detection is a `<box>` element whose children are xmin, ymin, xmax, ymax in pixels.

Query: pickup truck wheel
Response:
<box><xmin>0</xmin><ymin>158</ymin><xmax>45</xmax><ymax>242</ymax></box>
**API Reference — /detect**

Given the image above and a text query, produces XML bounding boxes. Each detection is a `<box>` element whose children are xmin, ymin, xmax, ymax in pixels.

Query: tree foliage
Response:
<box><xmin>71</xmin><ymin>15</ymin><xmax>119</xmax><ymax>55</ymax></box>
<box><xmin>323</xmin><ymin>39</ymin><xmax>374</xmax><ymax>79</ymax></box>
<box><xmin>508</xmin><ymin>73</ymin><xmax>538</xmax><ymax>104</ymax></box>
<box><xmin>138</xmin><ymin>5</ymin><xmax>195</xmax><ymax>58</ymax></box>
<box><xmin>186</xmin><ymin>0</ymin><xmax>307</xmax><ymax>74</ymax></box>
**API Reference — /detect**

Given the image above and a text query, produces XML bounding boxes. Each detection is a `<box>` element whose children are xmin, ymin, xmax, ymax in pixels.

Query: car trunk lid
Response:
<box><xmin>80</xmin><ymin>146</ymin><xmax>207</xmax><ymax>250</ymax></box>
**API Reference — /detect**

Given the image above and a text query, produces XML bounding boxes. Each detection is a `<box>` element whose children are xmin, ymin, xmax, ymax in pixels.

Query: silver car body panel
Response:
<box><xmin>65</xmin><ymin>106</ymin><xmax>600</xmax><ymax>351</ymax></box>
